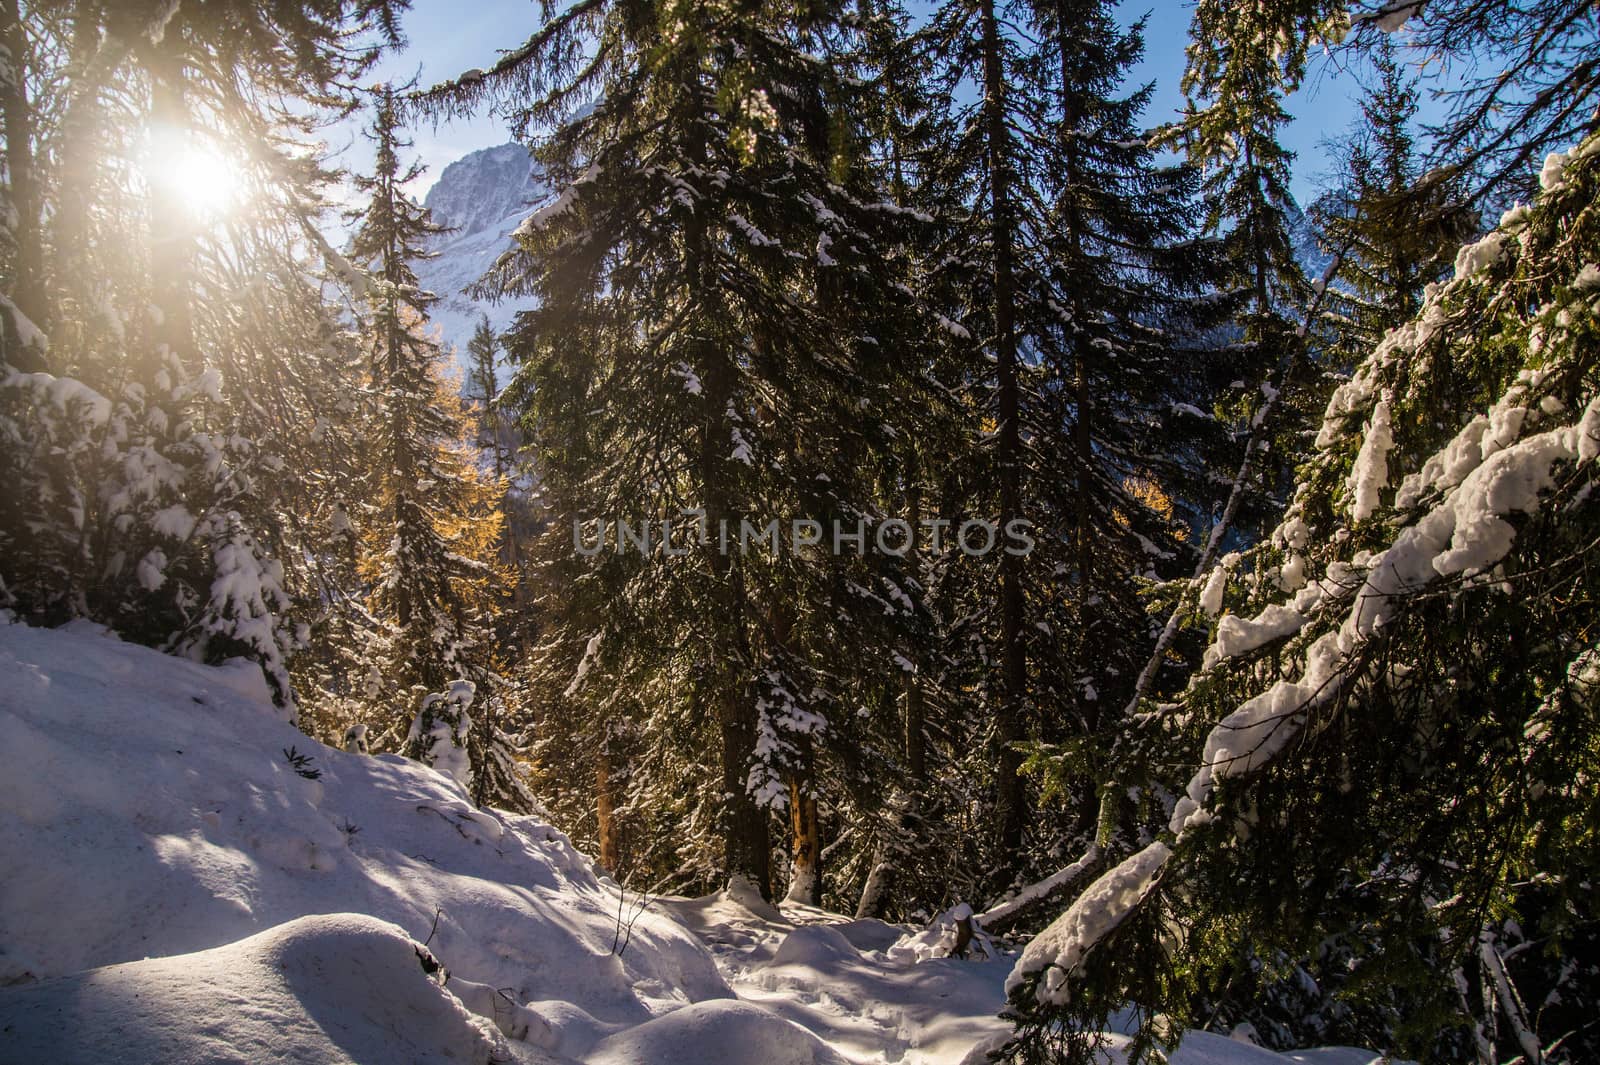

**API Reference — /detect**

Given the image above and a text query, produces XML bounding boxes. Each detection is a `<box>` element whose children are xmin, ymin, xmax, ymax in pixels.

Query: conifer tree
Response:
<box><xmin>415</xmin><ymin>0</ymin><xmax>941</xmax><ymax>897</ymax></box>
<box><xmin>1316</xmin><ymin>43</ymin><xmax>1475</xmax><ymax>361</ymax></box>
<box><xmin>916</xmin><ymin>0</ymin><xmax>1057</xmax><ymax>892</ymax></box>
<box><xmin>1025</xmin><ymin>0</ymin><xmax>1230</xmax><ymax>814</ymax></box>
<box><xmin>1</xmin><ymin>0</ymin><xmax>402</xmax><ymax>714</ymax></box>
<box><xmin>1000</xmin><ymin>115</ymin><xmax>1600</xmax><ymax>1065</ymax></box>
<box><xmin>1172</xmin><ymin>0</ymin><xmax>1318</xmax><ymax>508</ymax></box>
<box><xmin>345</xmin><ymin>87</ymin><xmax>516</xmax><ymax>801</ymax></box>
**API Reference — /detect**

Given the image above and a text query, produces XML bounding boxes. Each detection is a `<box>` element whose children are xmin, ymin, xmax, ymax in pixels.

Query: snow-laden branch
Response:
<box><xmin>1004</xmin><ymin>138</ymin><xmax>1600</xmax><ymax>1005</ymax></box>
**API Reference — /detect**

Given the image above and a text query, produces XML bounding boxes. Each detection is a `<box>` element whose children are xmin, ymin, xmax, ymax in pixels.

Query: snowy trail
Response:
<box><xmin>655</xmin><ymin>889</ymin><xmax>1013</xmax><ymax>1065</ymax></box>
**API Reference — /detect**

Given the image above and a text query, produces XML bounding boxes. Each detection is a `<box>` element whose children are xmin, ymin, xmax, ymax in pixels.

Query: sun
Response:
<box><xmin>144</xmin><ymin>125</ymin><xmax>250</xmax><ymax>222</ymax></box>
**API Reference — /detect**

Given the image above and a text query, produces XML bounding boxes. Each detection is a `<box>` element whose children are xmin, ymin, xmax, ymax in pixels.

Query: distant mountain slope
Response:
<box><xmin>417</xmin><ymin>142</ymin><xmax>545</xmax><ymax>376</ymax></box>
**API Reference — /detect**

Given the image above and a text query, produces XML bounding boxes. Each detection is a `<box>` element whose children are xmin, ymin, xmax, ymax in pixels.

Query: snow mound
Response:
<box><xmin>587</xmin><ymin>999</ymin><xmax>851</xmax><ymax>1065</ymax></box>
<box><xmin>772</xmin><ymin>923</ymin><xmax>860</xmax><ymax>968</ymax></box>
<box><xmin>0</xmin><ymin>913</ymin><xmax>511</xmax><ymax>1065</ymax></box>
<box><xmin>0</xmin><ymin>617</ymin><xmax>726</xmax><ymax>1059</ymax></box>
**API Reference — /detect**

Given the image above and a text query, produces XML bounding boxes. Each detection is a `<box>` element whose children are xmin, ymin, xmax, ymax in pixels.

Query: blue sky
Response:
<box><xmin>333</xmin><ymin>0</ymin><xmax>1425</xmax><ymax>207</ymax></box>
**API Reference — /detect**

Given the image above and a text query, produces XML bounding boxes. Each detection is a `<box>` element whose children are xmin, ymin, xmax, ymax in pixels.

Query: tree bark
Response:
<box><xmin>1</xmin><ymin>0</ymin><xmax>47</xmax><ymax>369</ymax></box>
<box><xmin>784</xmin><ymin>770</ymin><xmax>821</xmax><ymax>905</ymax></box>
<box><xmin>980</xmin><ymin>0</ymin><xmax>1028</xmax><ymax>877</ymax></box>
<box><xmin>596</xmin><ymin>745</ymin><xmax>621</xmax><ymax>874</ymax></box>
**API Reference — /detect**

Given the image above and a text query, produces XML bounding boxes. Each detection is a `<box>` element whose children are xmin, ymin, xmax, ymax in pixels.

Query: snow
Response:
<box><xmin>416</xmin><ymin>143</ymin><xmax>545</xmax><ymax>374</ymax></box>
<box><xmin>2</xmin><ymin>369</ymin><xmax>112</xmax><ymax>425</ymax></box>
<box><xmin>1204</xmin><ymin>603</ymin><xmax>1309</xmax><ymax>669</ymax></box>
<box><xmin>587</xmin><ymin>999</ymin><xmax>849</xmax><ymax>1065</ymax></box>
<box><xmin>565</xmin><ymin>630</ymin><xmax>604</xmax><ymax>697</ymax></box>
<box><xmin>1346</xmin><ymin>398</ymin><xmax>1393</xmax><ymax>522</ymax></box>
<box><xmin>673</xmin><ymin>361</ymin><xmax>704</xmax><ymax>395</ymax></box>
<box><xmin>732</xmin><ymin>425</ymin><xmax>755</xmax><ymax>464</ymax></box>
<box><xmin>0</xmin><ymin>618</ymin><xmax>726</xmax><ymax>1061</ymax></box>
<box><xmin>1352</xmin><ymin>1</ymin><xmax>1422</xmax><ymax>33</ymax></box>
<box><xmin>1199</xmin><ymin>564</ymin><xmax>1228</xmax><ymax>617</ymax></box>
<box><xmin>1007</xmin><ymin>842</ymin><xmax>1171</xmax><ymax>1006</ymax></box>
<box><xmin>730</xmin><ymin>213</ymin><xmax>779</xmax><ymax>248</ymax></box>
<box><xmin>1539</xmin><ymin>150</ymin><xmax>1569</xmax><ymax>192</ymax></box>
<box><xmin>0</xmin><ymin>292</ymin><xmax>48</xmax><ymax>351</ymax></box>
<box><xmin>0</xmin><ymin>913</ymin><xmax>514</xmax><ymax>1065</ymax></box>
<box><xmin>0</xmin><ymin>619</ymin><xmax>1401</xmax><ymax>1065</ymax></box>
<box><xmin>1453</xmin><ymin>231</ymin><xmax>1506</xmax><ymax>281</ymax></box>
<box><xmin>976</xmin><ymin>845</ymin><xmax>1101</xmax><ymax>931</ymax></box>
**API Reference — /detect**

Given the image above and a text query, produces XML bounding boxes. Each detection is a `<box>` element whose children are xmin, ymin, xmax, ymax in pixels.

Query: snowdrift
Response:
<box><xmin>0</xmin><ymin>617</ymin><xmax>738</xmax><ymax>1063</ymax></box>
<box><xmin>0</xmin><ymin>913</ymin><xmax>512</xmax><ymax>1065</ymax></box>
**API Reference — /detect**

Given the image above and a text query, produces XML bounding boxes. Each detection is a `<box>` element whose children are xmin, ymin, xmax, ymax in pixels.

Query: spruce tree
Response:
<box><xmin>415</xmin><ymin>0</ymin><xmax>941</xmax><ymax>898</ymax></box>
<box><xmin>1</xmin><ymin>0</ymin><xmax>402</xmax><ymax>715</ymax></box>
<box><xmin>345</xmin><ymin>87</ymin><xmax>515</xmax><ymax>800</ymax></box>
<box><xmin>1316</xmin><ymin>43</ymin><xmax>1475</xmax><ymax>362</ymax></box>
<box><xmin>916</xmin><ymin>0</ymin><xmax>1057</xmax><ymax>893</ymax></box>
<box><xmin>1025</xmin><ymin>0</ymin><xmax>1231</xmax><ymax>829</ymax></box>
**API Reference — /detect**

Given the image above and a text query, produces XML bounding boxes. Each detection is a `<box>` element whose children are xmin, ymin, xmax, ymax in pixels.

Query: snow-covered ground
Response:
<box><xmin>0</xmin><ymin>618</ymin><xmax>1393</xmax><ymax>1064</ymax></box>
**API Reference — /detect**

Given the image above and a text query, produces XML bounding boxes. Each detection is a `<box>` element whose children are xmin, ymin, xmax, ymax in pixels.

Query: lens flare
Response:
<box><xmin>145</xmin><ymin>126</ymin><xmax>249</xmax><ymax>222</ymax></box>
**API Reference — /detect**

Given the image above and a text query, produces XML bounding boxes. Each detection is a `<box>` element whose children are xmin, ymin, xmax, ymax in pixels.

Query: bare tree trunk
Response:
<box><xmin>855</xmin><ymin>852</ymin><xmax>894</xmax><ymax>920</ymax></box>
<box><xmin>784</xmin><ymin>770</ymin><xmax>821</xmax><ymax>905</ymax></box>
<box><xmin>596</xmin><ymin>746</ymin><xmax>621</xmax><ymax>874</ymax></box>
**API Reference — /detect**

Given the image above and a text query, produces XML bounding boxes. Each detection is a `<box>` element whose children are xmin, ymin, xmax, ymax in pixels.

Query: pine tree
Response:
<box><xmin>344</xmin><ymin>87</ymin><xmax>519</xmax><ymax>802</ymax></box>
<box><xmin>916</xmin><ymin>0</ymin><xmax>1059</xmax><ymax>894</ymax></box>
<box><xmin>1</xmin><ymin>0</ymin><xmax>403</xmax><ymax>715</ymax></box>
<box><xmin>1024</xmin><ymin>0</ymin><xmax>1232</xmax><ymax>834</ymax></box>
<box><xmin>1173</xmin><ymin>1</ymin><xmax>1320</xmax><ymax>516</ymax></box>
<box><xmin>1316</xmin><ymin>42</ymin><xmax>1475</xmax><ymax>362</ymax></box>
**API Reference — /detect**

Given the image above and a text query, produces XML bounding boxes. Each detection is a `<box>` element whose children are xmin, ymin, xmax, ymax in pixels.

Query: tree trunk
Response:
<box><xmin>980</xmin><ymin>0</ymin><xmax>1028</xmax><ymax>878</ymax></box>
<box><xmin>1</xmin><ymin>0</ymin><xmax>47</xmax><ymax>369</ymax></box>
<box><xmin>50</xmin><ymin>2</ymin><xmax>104</xmax><ymax>366</ymax></box>
<box><xmin>596</xmin><ymin>745</ymin><xmax>621</xmax><ymax>874</ymax></box>
<box><xmin>855</xmin><ymin>851</ymin><xmax>894</xmax><ymax>920</ymax></box>
<box><xmin>784</xmin><ymin>771</ymin><xmax>821</xmax><ymax>906</ymax></box>
<box><xmin>1056</xmin><ymin>3</ymin><xmax>1093</xmax><ymax>615</ymax></box>
<box><xmin>686</xmin><ymin>90</ymin><xmax>769</xmax><ymax>899</ymax></box>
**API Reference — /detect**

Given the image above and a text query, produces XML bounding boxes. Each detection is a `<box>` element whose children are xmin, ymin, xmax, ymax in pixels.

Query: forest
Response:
<box><xmin>2</xmin><ymin>0</ymin><xmax>1599</xmax><ymax>1062</ymax></box>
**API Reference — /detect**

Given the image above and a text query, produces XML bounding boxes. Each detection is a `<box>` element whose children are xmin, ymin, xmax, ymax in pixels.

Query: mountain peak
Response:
<box><xmin>414</xmin><ymin>143</ymin><xmax>546</xmax><ymax>367</ymax></box>
<box><xmin>423</xmin><ymin>142</ymin><xmax>542</xmax><ymax>243</ymax></box>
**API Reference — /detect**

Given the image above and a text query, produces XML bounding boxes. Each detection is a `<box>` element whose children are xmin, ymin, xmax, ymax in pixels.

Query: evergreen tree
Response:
<box><xmin>1</xmin><ymin>0</ymin><xmax>403</xmax><ymax>714</ymax></box>
<box><xmin>1024</xmin><ymin>0</ymin><xmax>1231</xmax><ymax>836</ymax></box>
<box><xmin>416</xmin><ymin>0</ymin><xmax>942</xmax><ymax>898</ymax></box>
<box><xmin>916</xmin><ymin>0</ymin><xmax>1057</xmax><ymax>893</ymax></box>
<box><xmin>1316</xmin><ymin>43</ymin><xmax>1475</xmax><ymax>362</ymax></box>
<box><xmin>344</xmin><ymin>87</ymin><xmax>523</xmax><ymax>805</ymax></box>
<box><xmin>1173</xmin><ymin>0</ymin><xmax>1318</xmax><ymax>516</ymax></box>
<box><xmin>1000</xmin><ymin>120</ymin><xmax>1600</xmax><ymax>1065</ymax></box>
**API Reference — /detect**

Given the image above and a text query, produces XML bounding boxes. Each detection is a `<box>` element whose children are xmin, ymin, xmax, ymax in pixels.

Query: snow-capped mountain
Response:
<box><xmin>416</xmin><ymin>142</ymin><xmax>546</xmax><ymax>374</ymax></box>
